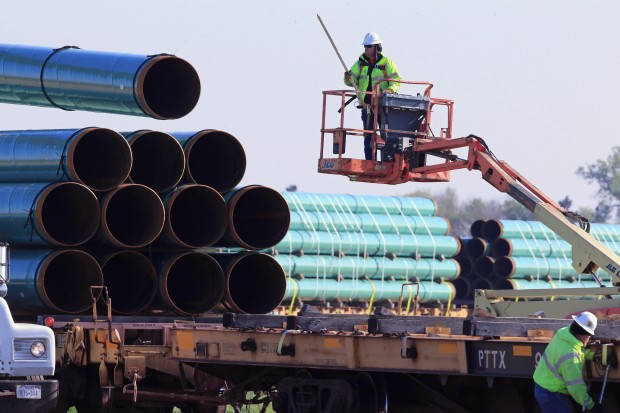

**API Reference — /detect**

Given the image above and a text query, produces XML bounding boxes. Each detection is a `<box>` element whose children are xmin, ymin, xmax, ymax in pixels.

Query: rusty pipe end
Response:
<box><xmin>134</xmin><ymin>55</ymin><xmax>201</xmax><ymax>120</ymax></box>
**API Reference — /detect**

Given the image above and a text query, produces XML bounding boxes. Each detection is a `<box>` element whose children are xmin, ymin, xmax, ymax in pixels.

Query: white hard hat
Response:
<box><xmin>362</xmin><ymin>32</ymin><xmax>382</xmax><ymax>46</ymax></box>
<box><xmin>572</xmin><ymin>311</ymin><xmax>597</xmax><ymax>335</ymax></box>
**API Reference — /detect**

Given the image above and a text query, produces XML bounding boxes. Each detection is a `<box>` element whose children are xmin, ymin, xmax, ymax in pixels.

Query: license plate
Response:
<box><xmin>16</xmin><ymin>385</ymin><xmax>41</xmax><ymax>399</ymax></box>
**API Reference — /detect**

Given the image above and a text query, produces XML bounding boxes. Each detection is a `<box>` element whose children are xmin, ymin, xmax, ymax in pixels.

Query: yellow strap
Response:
<box><xmin>405</xmin><ymin>284</ymin><xmax>413</xmax><ymax>315</ymax></box>
<box><xmin>446</xmin><ymin>285</ymin><xmax>453</xmax><ymax>316</ymax></box>
<box><xmin>548</xmin><ymin>279</ymin><xmax>556</xmax><ymax>301</ymax></box>
<box><xmin>288</xmin><ymin>278</ymin><xmax>299</xmax><ymax>315</ymax></box>
<box><xmin>367</xmin><ymin>280</ymin><xmax>376</xmax><ymax>315</ymax></box>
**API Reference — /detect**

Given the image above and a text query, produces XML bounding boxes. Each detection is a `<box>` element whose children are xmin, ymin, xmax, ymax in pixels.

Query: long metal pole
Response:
<box><xmin>316</xmin><ymin>14</ymin><xmax>348</xmax><ymax>71</ymax></box>
<box><xmin>316</xmin><ymin>14</ymin><xmax>361</xmax><ymax>109</ymax></box>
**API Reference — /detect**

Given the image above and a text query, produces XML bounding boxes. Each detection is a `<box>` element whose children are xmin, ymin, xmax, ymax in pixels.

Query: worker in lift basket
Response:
<box><xmin>344</xmin><ymin>32</ymin><xmax>401</xmax><ymax>161</ymax></box>
<box><xmin>533</xmin><ymin>311</ymin><xmax>603</xmax><ymax>412</ymax></box>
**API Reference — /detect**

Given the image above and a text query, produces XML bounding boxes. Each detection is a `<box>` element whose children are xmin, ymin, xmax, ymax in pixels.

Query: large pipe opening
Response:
<box><xmin>99</xmin><ymin>184</ymin><xmax>165</xmax><ymax>248</ymax></box>
<box><xmin>124</xmin><ymin>130</ymin><xmax>185</xmax><ymax>194</ymax></box>
<box><xmin>69</xmin><ymin>128</ymin><xmax>132</xmax><ymax>192</ymax></box>
<box><xmin>137</xmin><ymin>56</ymin><xmax>201</xmax><ymax>120</ymax></box>
<box><xmin>39</xmin><ymin>250</ymin><xmax>103</xmax><ymax>313</ymax></box>
<box><xmin>481</xmin><ymin>220</ymin><xmax>504</xmax><ymax>241</ymax></box>
<box><xmin>158</xmin><ymin>252</ymin><xmax>224</xmax><ymax>315</ymax></box>
<box><xmin>179</xmin><ymin>130</ymin><xmax>246</xmax><ymax>192</ymax></box>
<box><xmin>474</xmin><ymin>256</ymin><xmax>495</xmax><ymax>278</ymax></box>
<box><xmin>99</xmin><ymin>251</ymin><xmax>157</xmax><ymax>315</ymax></box>
<box><xmin>491</xmin><ymin>238</ymin><xmax>512</xmax><ymax>258</ymax></box>
<box><xmin>224</xmin><ymin>185</ymin><xmax>291</xmax><ymax>250</ymax></box>
<box><xmin>215</xmin><ymin>252</ymin><xmax>286</xmax><ymax>314</ymax></box>
<box><xmin>493</xmin><ymin>256</ymin><xmax>516</xmax><ymax>278</ymax></box>
<box><xmin>161</xmin><ymin>184</ymin><xmax>228</xmax><ymax>248</ymax></box>
<box><xmin>38</xmin><ymin>182</ymin><xmax>100</xmax><ymax>246</ymax></box>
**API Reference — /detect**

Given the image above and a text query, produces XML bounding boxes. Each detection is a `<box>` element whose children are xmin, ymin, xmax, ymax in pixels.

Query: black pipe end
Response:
<box><xmin>481</xmin><ymin>220</ymin><xmax>503</xmax><ymax>241</ymax></box>
<box><xmin>225</xmin><ymin>253</ymin><xmax>286</xmax><ymax>314</ymax></box>
<box><xmin>140</xmin><ymin>56</ymin><xmax>201</xmax><ymax>120</ymax></box>
<box><xmin>185</xmin><ymin>130</ymin><xmax>246</xmax><ymax>192</ymax></box>
<box><xmin>163</xmin><ymin>185</ymin><xmax>228</xmax><ymax>248</ymax></box>
<box><xmin>227</xmin><ymin>186</ymin><xmax>291</xmax><ymax>250</ymax></box>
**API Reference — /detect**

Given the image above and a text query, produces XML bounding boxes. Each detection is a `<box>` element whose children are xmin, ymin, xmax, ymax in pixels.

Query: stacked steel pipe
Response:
<box><xmin>265</xmin><ymin>192</ymin><xmax>460</xmax><ymax>310</ymax></box>
<box><xmin>453</xmin><ymin>219</ymin><xmax>618</xmax><ymax>302</ymax></box>
<box><xmin>0</xmin><ymin>43</ymin><xmax>290</xmax><ymax>317</ymax></box>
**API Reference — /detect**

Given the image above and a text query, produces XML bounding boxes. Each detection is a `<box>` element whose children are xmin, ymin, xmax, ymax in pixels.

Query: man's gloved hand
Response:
<box><xmin>344</xmin><ymin>71</ymin><xmax>353</xmax><ymax>82</ymax></box>
<box><xmin>590</xmin><ymin>402</ymin><xmax>603</xmax><ymax>412</ymax></box>
<box><xmin>384</xmin><ymin>88</ymin><xmax>394</xmax><ymax>94</ymax></box>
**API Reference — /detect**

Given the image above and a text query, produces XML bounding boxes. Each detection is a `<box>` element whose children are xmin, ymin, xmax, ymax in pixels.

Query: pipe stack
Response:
<box><xmin>266</xmin><ymin>192</ymin><xmax>459</xmax><ymax>309</ymax></box>
<box><xmin>0</xmin><ymin>43</ymin><xmax>290</xmax><ymax>317</ymax></box>
<box><xmin>453</xmin><ymin>219</ymin><xmax>618</xmax><ymax>303</ymax></box>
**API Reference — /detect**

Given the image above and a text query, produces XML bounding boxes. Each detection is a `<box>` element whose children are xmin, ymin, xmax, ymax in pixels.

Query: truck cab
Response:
<box><xmin>0</xmin><ymin>243</ymin><xmax>58</xmax><ymax>413</ymax></box>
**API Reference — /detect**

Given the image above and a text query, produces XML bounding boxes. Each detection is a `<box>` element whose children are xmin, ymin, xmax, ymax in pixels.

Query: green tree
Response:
<box><xmin>576</xmin><ymin>146</ymin><xmax>620</xmax><ymax>222</ymax></box>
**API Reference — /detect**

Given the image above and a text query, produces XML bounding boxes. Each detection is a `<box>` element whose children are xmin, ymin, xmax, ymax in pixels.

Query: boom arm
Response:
<box><xmin>412</xmin><ymin>134</ymin><xmax>620</xmax><ymax>284</ymax></box>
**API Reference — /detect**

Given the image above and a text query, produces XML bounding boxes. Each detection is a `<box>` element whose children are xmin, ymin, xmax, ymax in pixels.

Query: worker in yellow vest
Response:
<box><xmin>344</xmin><ymin>32</ymin><xmax>401</xmax><ymax>161</ymax></box>
<box><xmin>533</xmin><ymin>312</ymin><xmax>602</xmax><ymax>412</ymax></box>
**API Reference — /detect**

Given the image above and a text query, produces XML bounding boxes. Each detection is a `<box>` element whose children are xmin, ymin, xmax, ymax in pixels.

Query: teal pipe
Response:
<box><xmin>482</xmin><ymin>219</ymin><xmax>620</xmax><ymax>244</ymax></box>
<box><xmin>494</xmin><ymin>256</ymin><xmax>609</xmax><ymax>279</ymax></box>
<box><xmin>273</xmin><ymin>255</ymin><xmax>459</xmax><ymax>281</ymax></box>
<box><xmin>495</xmin><ymin>278</ymin><xmax>619</xmax><ymax>300</ymax></box>
<box><xmin>491</xmin><ymin>237</ymin><xmax>571</xmax><ymax>258</ymax></box>
<box><xmin>282</xmin><ymin>192</ymin><xmax>437</xmax><ymax>216</ymax></box>
<box><xmin>0</xmin><ymin>44</ymin><xmax>200</xmax><ymax>119</ymax></box>
<box><xmin>482</xmin><ymin>220</ymin><xmax>554</xmax><ymax>241</ymax></box>
<box><xmin>0</xmin><ymin>128</ymin><xmax>132</xmax><ymax>191</ymax></box>
<box><xmin>288</xmin><ymin>211</ymin><xmax>449</xmax><ymax>235</ymax></box>
<box><xmin>283</xmin><ymin>278</ymin><xmax>454</xmax><ymax>303</ymax></box>
<box><xmin>590</xmin><ymin>223</ymin><xmax>620</xmax><ymax>243</ymax></box>
<box><xmin>268</xmin><ymin>230</ymin><xmax>459</xmax><ymax>258</ymax></box>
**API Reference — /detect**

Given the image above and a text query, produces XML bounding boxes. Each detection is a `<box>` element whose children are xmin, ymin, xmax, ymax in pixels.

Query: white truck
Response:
<box><xmin>0</xmin><ymin>243</ymin><xmax>58</xmax><ymax>413</ymax></box>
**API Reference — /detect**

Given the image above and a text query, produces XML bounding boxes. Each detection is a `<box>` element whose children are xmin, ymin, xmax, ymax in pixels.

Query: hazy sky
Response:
<box><xmin>1</xmin><ymin>1</ymin><xmax>619</xmax><ymax>212</ymax></box>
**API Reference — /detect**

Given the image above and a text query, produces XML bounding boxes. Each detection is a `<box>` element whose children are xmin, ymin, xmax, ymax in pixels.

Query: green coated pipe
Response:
<box><xmin>283</xmin><ymin>278</ymin><xmax>454</xmax><ymax>303</ymax></box>
<box><xmin>268</xmin><ymin>230</ymin><xmax>459</xmax><ymax>258</ymax></box>
<box><xmin>273</xmin><ymin>255</ymin><xmax>459</xmax><ymax>281</ymax></box>
<box><xmin>282</xmin><ymin>192</ymin><xmax>437</xmax><ymax>216</ymax></box>
<box><xmin>482</xmin><ymin>219</ymin><xmax>620</xmax><ymax>244</ymax></box>
<box><xmin>493</xmin><ymin>256</ymin><xmax>609</xmax><ymax>279</ymax></box>
<box><xmin>494</xmin><ymin>278</ymin><xmax>619</xmax><ymax>300</ymax></box>
<box><xmin>491</xmin><ymin>237</ymin><xmax>620</xmax><ymax>258</ymax></box>
<box><xmin>288</xmin><ymin>211</ymin><xmax>450</xmax><ymax>235</ymax></box>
